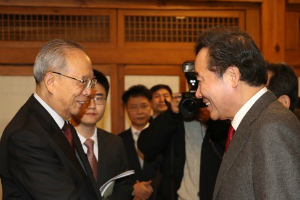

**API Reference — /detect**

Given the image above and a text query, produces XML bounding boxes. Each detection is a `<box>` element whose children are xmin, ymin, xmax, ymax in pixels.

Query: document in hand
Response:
<box><xmin>100</xmin><ymin>170</ymin><xmax>135</xmax><ymax>199</ymax></box>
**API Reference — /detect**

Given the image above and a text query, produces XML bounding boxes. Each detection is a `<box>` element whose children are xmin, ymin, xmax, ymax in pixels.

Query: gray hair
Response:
<box><xmin>33</xmin><ymin>39</ymin><xmax>85</xmax><ymax>83</ymax></box>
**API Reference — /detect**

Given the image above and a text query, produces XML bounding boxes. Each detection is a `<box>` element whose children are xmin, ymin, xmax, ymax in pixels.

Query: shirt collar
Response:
<box><xmin>34</xmin><ymin>93</ymin><xmax>65</xmax><ymax>129</ymax></box>
<box><xmin>77</xmin><ymin>127</ymin><xmax>98</xmax><ymax>146</ymax></box>
<box><xmin>232</xmin><ymin>87</ymin><xmax>267</xmax><ymax>130</ymax></box>
<box><xmin>131</xmin><ymin>123</ymin><xmax>149</xmax><ymax>137</ymax></box>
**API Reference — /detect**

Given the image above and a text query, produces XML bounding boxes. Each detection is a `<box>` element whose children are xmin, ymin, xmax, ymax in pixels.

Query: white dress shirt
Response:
<box><xmin>232</xmin><ymin>87</ymin><xmax>268</xmax><ymax>130</ymax></box>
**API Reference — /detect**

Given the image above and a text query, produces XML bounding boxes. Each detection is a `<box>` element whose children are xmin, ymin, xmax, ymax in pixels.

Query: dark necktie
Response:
<box><xmin>225</xmin><ymin>125</ymin><xmax>235</xmax><ymax>152</ymax></box>
<box><xmin>84</xmin><ymin>139</ymin><xmax>98</xmax><ymax>181</ymax></box>
<box><xmin>62</xmin><ymin>122</ymin><xmax>75</xmax><ymax>150</ymax></box>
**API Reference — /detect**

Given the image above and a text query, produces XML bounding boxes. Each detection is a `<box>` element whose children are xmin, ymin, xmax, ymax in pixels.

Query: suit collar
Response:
<box><xmin>213</xmin><ymin>91</ymin><xmax>277</xmax><ymax>199</ymax></box>
<box><xmin>27</xmin><ymin>95</ymin><xmax>101</xmax><ymax>198</ymax></box>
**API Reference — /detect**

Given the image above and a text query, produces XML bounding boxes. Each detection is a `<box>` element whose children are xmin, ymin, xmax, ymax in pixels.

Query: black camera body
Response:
<box><xmin>179</xmin><ymin>61</ymin><xmax>206</xmax><ymax>118</ymax></box>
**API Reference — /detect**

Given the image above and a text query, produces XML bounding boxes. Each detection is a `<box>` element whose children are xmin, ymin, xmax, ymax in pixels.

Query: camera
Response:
<box><xmin>179</xmin><ymin>61</ymin><xmax>206</xmax><ymax>118</ymax></box>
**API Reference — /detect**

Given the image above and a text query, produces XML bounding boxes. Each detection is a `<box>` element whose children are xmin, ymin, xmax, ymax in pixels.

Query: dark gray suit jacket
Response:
<box><xmin>95</xmin><ymin>128</ymin><xmax>132</xmax><ymax>200</ymax></box>
<box><xmin>213</xmin><ymin>91</ymin><xmax>300</xmax><ymax>200</ymax></box>
<box><xmin>0</xmin><ymin>95</ymin><xmax>102</xmax><ymax>200</ymax></box>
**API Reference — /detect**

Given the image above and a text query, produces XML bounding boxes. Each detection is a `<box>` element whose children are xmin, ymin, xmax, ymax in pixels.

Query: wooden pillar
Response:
<box><xmin>261</xmin><ymin>0</ymin><xmax>285</xmax><ymax>62</ymax></box>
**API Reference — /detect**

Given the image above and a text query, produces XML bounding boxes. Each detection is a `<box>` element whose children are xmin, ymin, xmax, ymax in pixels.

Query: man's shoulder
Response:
<box><xmin>97</xmin><ymin>128</ymin><xmax>123</xmax><ymax>143</ymax></box>
<box><xmin>3</xmin><ymin>97</ymin><xmax>37</xmax><ymax>136</ymax></box>
<box><xmin>118</xmin><ymin>129</ymin><xmax>131</xmax><ymax>137</ymax></box>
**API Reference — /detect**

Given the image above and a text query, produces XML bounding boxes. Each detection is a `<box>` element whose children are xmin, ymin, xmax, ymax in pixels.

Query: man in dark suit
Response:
<box><xmin>194</xmin><ymin>26</ymin><xmax>300</xmax><ymax>199</ymax></box>
<box><xmin>119</xmin><ymin>85</ymin><xmax>161</xmax><ymax>200</ymax></box>
<box><xmin>0</xmin><ymin>39</ymin><xmax>102</xmax><ymax>199</ymax></box>
<box><xmin>71</xmin><ymin>69</ymin><xmax>132</xmax><ymax>200</ymax></box>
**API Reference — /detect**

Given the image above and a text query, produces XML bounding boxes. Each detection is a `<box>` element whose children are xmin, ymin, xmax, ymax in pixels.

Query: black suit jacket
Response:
<box><xmin>137</xmin><ymin>109</ymin><xmax>229</xmax><ymax>200</ymax></box>
<box><xmin>119</xmin><ymin>129</ymin><xmax>161</xmax><ymax>200</ymax></box>
<box><xmin>95</xmin><ymin>128</ymin><xmax>132</xmax><ymax>200</ymax></box>
<box><xmin>0</xmin><ymin>95</ymin><xmax>101</xmax><ymax>200</ymax></box>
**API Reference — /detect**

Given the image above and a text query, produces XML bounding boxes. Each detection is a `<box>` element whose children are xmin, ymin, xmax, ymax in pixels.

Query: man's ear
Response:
<box><xmin>277</xmin><ymin>95</ymin><xmax>291</xmax><ymax>109</ymax></box>
<box><xmin>226</xmin><ymin>66</ymin><xmax>240</xmax><ymax>88</ymax></box>
<box><xmin>43</xmin><ymin>72</ymin><xmax>56</xmax><ymax>93</ymax></box>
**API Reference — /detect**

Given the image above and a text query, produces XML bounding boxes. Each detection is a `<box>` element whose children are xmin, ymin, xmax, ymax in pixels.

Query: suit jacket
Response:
<box><xmin>119</xmin><ymin>129</ymin><xmax>161</xmax><ymax>200</ymax></box>
<box><xmin>137</xmin><ymin>108</ymin><xmax>229</xmax><ymax>200</ymax></box>
<box><xmin>95</xmin><ymin>128</ymin><xmax>132</xmax><ymax>200</ymax></box>
<box><xmin>0</xmin><ymin>95</ymin><xmax>102</xmax><ymax>200</ymax></box>
<box><xmin>213</xmin><ymin>91</ymin><xmax>300</xmax><ymax>200</ymax></box>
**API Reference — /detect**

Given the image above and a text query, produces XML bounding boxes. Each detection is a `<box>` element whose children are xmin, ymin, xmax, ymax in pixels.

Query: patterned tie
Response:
<box><xmin>84</xmin><ymin>139</ymin><xmax>98</xmax><ymax>181</ymax></box>
<box><xmin>62</xmin><ymin>122</ymin><xmax>75</xmax><ymax>150</ymax></box>
<box><xmin>225</xmin><ymin>125</ymin><xmax>235</xmax><ymax>153</ymax></box>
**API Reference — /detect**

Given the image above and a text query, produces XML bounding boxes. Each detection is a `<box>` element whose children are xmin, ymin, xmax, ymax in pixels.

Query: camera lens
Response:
<box><xmin>182</xmin><ymin>99</ymin><xmax>197</xmax><ymax>113</ymax></box>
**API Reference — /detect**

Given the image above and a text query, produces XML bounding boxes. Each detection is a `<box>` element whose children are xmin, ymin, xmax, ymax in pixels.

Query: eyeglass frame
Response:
<box><xmin>85</xmin><ymin>96</ymin><xmax>107</xmax><ymax>105</ymax></box>
<box><xmin>51</xmin><ymin>71</ymin><xmax>97</xmax><ymax>89</ymax></box>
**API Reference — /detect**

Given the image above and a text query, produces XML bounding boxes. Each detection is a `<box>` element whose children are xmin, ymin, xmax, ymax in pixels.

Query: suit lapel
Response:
<box><xmin>28</xmin><ymin>96</ymin><xmax>101</xmax><ymax>198</ymax></box>
<box><xmin>213</xmin><ymin>91</ymin><xmax>277</xmax><ymax>199</ymax></box>
<box><xmin>96</xmin><ymin>128</ymin><xmax>111</xmax><ymax>187</ymax></box>
<box><xmin>123</xmin><ymin>130</ymin><xmax>143</xmax><ymax>174</ymax></box>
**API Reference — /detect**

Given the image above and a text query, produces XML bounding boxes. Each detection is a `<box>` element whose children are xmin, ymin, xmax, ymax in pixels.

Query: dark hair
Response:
<box><xmin>267</xmin><ymin>62</ymin><xmax>298</xmax><ymax>111</ymax></box>
<box><xmin>122</xmin><ymin>85</ymin><xmax>152</xmax><ymax>106</ymax></box>
<box><xmin>150</xmin><ymin>84</ymin><xmax>173</xmax><ymax>97</ymax></box>
<box><xmin>93</xmin><ymin>69</ymin><xmax>110</xmax><ymax>96</ymax></box>
<box><xmin>194</xmin><ymin>26</ymin><xmax>267</xmax><ymax>87</ymax></box>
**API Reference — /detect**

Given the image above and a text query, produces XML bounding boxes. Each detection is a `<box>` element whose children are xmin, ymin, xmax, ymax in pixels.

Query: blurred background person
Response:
<box><xmin>266</xmin><ymin>62</ymin><xmax>299</xmax><ymax>119</ymax></box>
<box><xmin>119</xmin><ymin>85</ymin><xmax>161</xmax><ymax>200</ymax></box>
<box><xmin>71</xmin><ymin>69</ymin><xmax>132</xmax><ymax>200</ymax></box>
<box><xmin>150</xmin><ymin>84</ymin><xmax>173</xmax><ymax>118</ymax></box>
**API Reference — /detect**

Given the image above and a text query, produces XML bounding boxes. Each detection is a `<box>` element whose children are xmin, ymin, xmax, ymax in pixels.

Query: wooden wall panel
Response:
<box><xmin>261</xmin><ymin>0</ymin><xmax>285</xmax><ymax>62</ymax></box>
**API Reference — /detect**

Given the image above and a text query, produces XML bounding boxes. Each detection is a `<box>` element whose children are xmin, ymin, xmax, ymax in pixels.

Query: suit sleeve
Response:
<box><xmin>7</xmin><ymin>129</ymin><xmax>97</xmax><ymax>200</ymax></box>
<box><xmin>106</xmin><ymin>137</ymin><xmax>133</xmax><ymax>200</ymax></box>
<box><xmin>252</xmin><ymin>118</ymin><xmax>300</xmax><ymax>199</ymax></box>
<box><xmin>137</xmin><ymin>109</ymin><xmax>182</xmax><ymax>157</ymax></box>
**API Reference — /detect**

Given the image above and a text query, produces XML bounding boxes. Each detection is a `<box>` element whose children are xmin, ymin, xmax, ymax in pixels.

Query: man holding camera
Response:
<box><xmin>138</xmin><ymin>90</ymin><xmax>229</xmax><ymax>200</ymax></box>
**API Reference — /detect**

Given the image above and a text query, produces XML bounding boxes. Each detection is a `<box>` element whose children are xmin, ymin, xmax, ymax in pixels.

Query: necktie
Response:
<box><xmin>62</xmin><ymin>122</ymin><xmax>75</xmax><ymax>150</ymax></box>
<box><xmin>134</xmin><ymin>132</ymin><xmax>144</xmax><ymax>168</ymax></box>
<box><xmin>84</xmin><ymin>139</ymin><xmax>98</xmax><ymax>181</ymax></box>
<box><xmin>225</xmin><ymin>125</ymin><xmax>235</xmax><ymax>152</ymax></box>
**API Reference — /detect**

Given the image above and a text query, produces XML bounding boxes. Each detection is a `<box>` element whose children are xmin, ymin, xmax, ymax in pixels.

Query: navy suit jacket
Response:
<box><xmin>95</xmin><ymin>128</ymin><xmax>132</xmax><ymax>200</ymax></box>
<box><xmin>0</xmin><ymin>95</ymin><xmax>101</xmax><ymax>200</ymax></box>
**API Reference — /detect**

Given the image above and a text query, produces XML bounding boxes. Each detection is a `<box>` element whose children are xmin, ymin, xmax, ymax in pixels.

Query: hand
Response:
<box><xmin>171</xmin><ymin>93</ymin><xmax>182</xmax><ymax>113</ymax></box>
<box><xmin>133</xmin><ymin>180</ymin><xmax>153</xmax><ymax>200</ymax></box>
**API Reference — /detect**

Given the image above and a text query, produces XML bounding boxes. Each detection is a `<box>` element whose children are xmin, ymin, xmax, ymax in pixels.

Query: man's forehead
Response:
<box><xmin>153</xmin><ymin>89</ymin><xmax>170</xmax><ymax>95</ymax></box>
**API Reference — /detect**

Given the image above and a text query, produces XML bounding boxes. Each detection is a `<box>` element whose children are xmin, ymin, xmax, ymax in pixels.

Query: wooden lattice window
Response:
<box><xmin>0</xmin><ymin>14</ymin><xmax>110</xmax><ymax>42</ymax></box>
<box><xmin>118</xmin><ymin>10</ymin><xmax>245</xmax><ymax>48</ymax></box>
<box><xmin>124</xmin><ymin>16</ymin><xmax>239</xmax><ymax>43</ymax></box>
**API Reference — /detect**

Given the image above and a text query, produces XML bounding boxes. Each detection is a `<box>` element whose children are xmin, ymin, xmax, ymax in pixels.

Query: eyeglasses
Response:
<box><xmin>85</xmin><ymin>96</ymin><xmax>107</xmax><ymax>105</ymax></box>
<box><xmin>51</xmin><ymin>71</ymin><xmax>97</xmax><ymax>89</ymax></box>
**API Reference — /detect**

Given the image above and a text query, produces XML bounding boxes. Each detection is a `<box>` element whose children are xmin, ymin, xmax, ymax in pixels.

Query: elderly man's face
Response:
<box><xmin>52</xmin><ymin>49</ymin><xmax>94</xmax><ymax>119</ymax></box>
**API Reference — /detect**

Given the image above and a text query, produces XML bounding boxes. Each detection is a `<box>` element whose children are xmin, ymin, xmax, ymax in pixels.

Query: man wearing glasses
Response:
<box><xmin>71</xmin><ymin>69</ymin><xmax>132</xmax><ymax>200</ymax></box>
<box><xmin>0</xmin><ymin>39</ymin><xmax>102</xmax><ymax>199</ymax></box>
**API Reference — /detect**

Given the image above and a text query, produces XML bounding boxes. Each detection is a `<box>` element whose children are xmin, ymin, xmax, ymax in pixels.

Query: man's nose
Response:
<box><xmin>82</xmin><ymin>87</ymin><xmax>92</xmax><ymax>97</ymax></box>
<box><xmin>195</xmin><ymin>86</ymin><xmax>202</xmax><ymax>99</ymax></box>
<box><xmin>88</xmin><ymin>98</ymin><xmax>96</xmax><ymax>109</ymax></box>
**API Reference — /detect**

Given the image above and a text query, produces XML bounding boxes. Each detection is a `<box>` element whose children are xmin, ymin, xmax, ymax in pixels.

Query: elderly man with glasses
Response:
<box><xmin>0</xmin><ymin>39</ymin><xmax>102</xmax><ymax>200</ymax></box>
